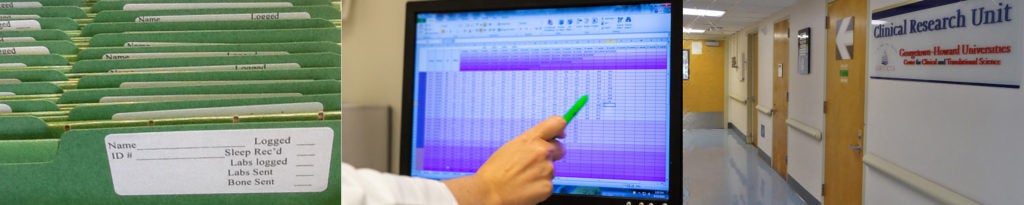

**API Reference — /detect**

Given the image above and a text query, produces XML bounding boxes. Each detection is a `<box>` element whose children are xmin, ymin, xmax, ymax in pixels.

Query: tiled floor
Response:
<box><xmin>683</xmin><ymin>129</ymin><xmax>806</xmax><ymax>205</ymax></box>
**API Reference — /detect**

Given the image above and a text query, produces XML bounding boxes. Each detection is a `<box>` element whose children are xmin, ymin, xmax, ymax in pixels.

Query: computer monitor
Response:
<box><xmin>401</xmin><ymin>0</ymin><xmax>682</xmax><ymax>204</ymax></box>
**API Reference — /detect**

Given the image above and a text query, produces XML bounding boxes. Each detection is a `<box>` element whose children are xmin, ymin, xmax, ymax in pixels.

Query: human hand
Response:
<box><xmin>444</xmin><ymin>116</ymin><xmax>567</xmax><ymax>205</ymax></box>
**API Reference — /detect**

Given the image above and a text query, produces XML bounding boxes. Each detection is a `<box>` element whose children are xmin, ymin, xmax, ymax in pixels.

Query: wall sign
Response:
<box><xmin>836</xmin><ymin>16</ymin><xmax>855</xmax><ymax>60</ymax></box>
<box><xmin>871</xmin><ymin>0</ymin><xmax>1021</xmax><ymax>88</ymax></box>
<box><xmin>797</xmin><ymin>27</ymin><xmax>811</xmax><ymax>74</ymax></box>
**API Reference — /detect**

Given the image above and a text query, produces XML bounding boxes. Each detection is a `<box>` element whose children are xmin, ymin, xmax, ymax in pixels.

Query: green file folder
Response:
<box><xmin>0</xmin><ymin>120</ymin><xmax>341</xmax><ymax>204</ymax></box>
<box><xmin>0</xmin><ymin>55</ymin><xmax>69</xmax><ymax>66</ymax></box>
<box><xmin>87</xmin><ymin>28</ymin><xmax>341</xmax><ymax>47</ymax></box>
<box><xmin>76</xmin><ymin>67</ymin><xmax>340</xmax><ymax>88</ymax></box>
<box><xmin>80</xmin><ymin>19</ymin><xmax>337</xmax><ymax>37</ymax></box>
<box><xmin>0</xmin><ymin>40</ymin><xmax>78</xmax><ymax>54</ymax></box>
<box><xmin>0</xmin><ymin>116</ymin><xmax>52</xmax><ymax>139</ymax></box>
<box><xmin>0</xmin><ymin>82</ymin><xmax>63</xmax><ymax>95</ymax></box>
<box><xmin>0</xmin><ymin>6</ymin><xmax>88</xmax><ymax>19</ymax></box>
<box><xmin>0</xmin><ymin>100</ymin><xmax>61</xmax><ymax>112</ymax></box>
<box><xmin>57</xmin><ymin>80</ymin><xmax>340</xmax><ymax>104</ymax></box>
<box><xmin>0</xmin><ymin>29</ymin><xmax>71</xmax><ymax>41</ymax></box>
<box><xmin>0</xmin><ymin>69</ymin><xmax>69</xmax><ymax>82</ymax></box>
<box><xmin>0</xmin><ymin>139</ymin><xmax>58</xmax><ymax>163</ymax></box>
<box><xmin>92</xmin><ymin>6</ymin><xmax>342</xmax><ymax>23</ymax></box>
<box><xmin>67</xmin><ymin>94</ymin><xmax>341</xmax><ymax>121</ymax></box>
<box><xmin>91</xmin><ymin>0</ymin><xmax>334</xmax><ymax>12</ymax></box>
<box><xmin>70</xmin><ymin>53</ymin><xmax>340</xmax><ymax>73</ymax></box>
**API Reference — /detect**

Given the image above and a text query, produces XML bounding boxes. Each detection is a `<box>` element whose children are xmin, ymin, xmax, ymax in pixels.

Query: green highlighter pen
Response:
<box><xmin>563</xmin><ymin>95</ymin><xmax>589</xmax><ymax>124</ymax></box>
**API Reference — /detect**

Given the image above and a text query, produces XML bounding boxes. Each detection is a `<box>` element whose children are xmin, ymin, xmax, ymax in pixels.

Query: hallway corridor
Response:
<box><xmin>683</xmin><ymin>129</ymin><xmax>806</xmax><ymax>205</ymax></box>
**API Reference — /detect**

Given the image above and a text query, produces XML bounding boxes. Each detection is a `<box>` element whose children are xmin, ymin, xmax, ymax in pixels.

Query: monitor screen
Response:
<box><xmin>405</xmin><ymin>1</ymin><xmax>675</xmax><ymax>202</ymax></box>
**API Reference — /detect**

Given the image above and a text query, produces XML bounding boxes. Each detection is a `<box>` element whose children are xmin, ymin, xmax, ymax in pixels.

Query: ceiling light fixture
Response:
<box><xmin>683</xmin><ymin>8</ymin><xmax>726</xmax><ymax>17</ymax></box>
<box><xmin>683</xmin><ymin>27</ymin><xmax>706</xmax><ymax>33</ymax></box>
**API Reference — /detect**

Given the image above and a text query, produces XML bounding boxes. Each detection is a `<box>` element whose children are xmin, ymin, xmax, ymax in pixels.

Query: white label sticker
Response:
<box><xmin>102</xmin><ymin>51</ymin><xmax>289</xmax><ymax>60</ymax></box>
<box><xmin>0</xmin><ymin>103</ymin><xmax>11</xmax><ymax>113</ymax></box>
<box><xmin>123</xmin><ymin>2</ymin><xmax>293</xmax><ymax>11</ymax></box>
<box><xmin>0</xmin><ymin>20</ymin><xmax>41</xmax><ymax>31</ymax></box>
<box><xmin>123</xmin><ymin>42</ymin><xmax>231</xmax><ymax>47</ymax></box>
<box><xmin>0</xmin><ymin>92</ymin><xmax>14</xmax><ymax>96</ymax></box>
<box><xmin>0</xmin><ymin>15</ymin><xmax>41</xmax><ymax>20</ymax></box>
<box><xmin>0</xmin><ymin>63</ymin><xmax>27</xmax><ymax>68</ymax></box>
<box><xmin>135</xmin><ymin>12</ymin><xmax>311</xmax><ymax>23</ymax></box>
<box><xmin>98</xmin><ymin>93</ymin><xmax>303</xmax><ymax>103</ymax></box>
<box><xmin>0</xmin><ymin>46</ymin><xmax>50</xmax><ymax>55</ymax></box>
<box><xmin>0</xmin><ymin>2</ymin><xmax>42</xmax><ymax>8</ymax></box>
<box><xmin>112</xmin><ymin>102</ymin><xmax>323</xmax><ymax>120</ymax></box>
<box><xmin>0</xmin><ymin>78</ymin><xmax>22</xmax><ymax>84</ymax></box>
<box><xmin>109</xmin><ymin>63</ymin><xmax>302</xmax><ymax>73</ymax></box>
<box><xmin>120</xmin><ymin>80</ymin><xmax>314</xmax><ymax>88</ymax></box>
<box><xmin>105</xmin><ymin>127</ymin><xmax>334</xmax><ymax>196</ymax></box>
<box><xmin>0</xmin><ymin>37</ymin><xmax>35</xmax><ymax>42</ymax></box>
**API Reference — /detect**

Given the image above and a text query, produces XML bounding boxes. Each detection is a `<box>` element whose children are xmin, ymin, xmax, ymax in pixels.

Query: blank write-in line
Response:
<box><xmin>137</xmin><ymin>145</ymin><xmax>246</xmax><ymax>151</ymax></box>
<box><xmin>296</xmin><ymin>174</ymin><xmax>315</xmax><ymax>177</ymax></box>
<box><xmin>294</xmin><ymin>184</ymin><xmax>312</xmax><ymax>187</ymax></box>
<box><xmin>296</xmin><ymin>143</ymin><xmax>316</xmax><ymax>146</ymax></box>
<box><xmin>136</xmin><ymin>156</ymin><xmax>225</xmax><ymax>161</ymax></box>
<box><xmin>296</xmin><ymin>164</ymin><xmax>314</xmax><ymax>167</ymax></box>
<box><xmin>297</xmin><ymin>154</ymin><xmax>316</xmax><ymax>157</ymax></box>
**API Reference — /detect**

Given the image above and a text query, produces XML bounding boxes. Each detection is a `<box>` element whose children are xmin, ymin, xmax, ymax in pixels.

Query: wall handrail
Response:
<box><xmin>863</xmin><ymin>153</ymin><xmax>981</xmax><ymax>205</ymax></box>
<box><xmin>756</xmin><ymin>105</ymin><xmax>773</xmax><ymax>116</ymax></box>
<box><xmin>785</xmin><ymin>118</ymin><xmax>821</xmax><ymax>141</ymax></box>
<box><xmin>729</xmin><ymin>94</ymin><xmax>747</xmax><ymax>104</ymax></box>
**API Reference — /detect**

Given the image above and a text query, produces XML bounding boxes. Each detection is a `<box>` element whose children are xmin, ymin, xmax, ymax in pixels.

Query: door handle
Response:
<box><xmin>849</xmin><ymin>144</ymin><xmax>862</xmax><ymax>153</ymax></box>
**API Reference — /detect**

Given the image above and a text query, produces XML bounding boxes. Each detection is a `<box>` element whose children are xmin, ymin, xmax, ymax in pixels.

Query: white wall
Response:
<box><xmin>865</xmin><ymin>2</ymin><xmax>1024</xmax><ymax>203</ymax></box>
<box><xmin>783</xmin><ymin>0</ymin><xmax>826</xmax><ymax>200</ymax></box>
<box><xmin>725</xmin><ymin>33</ymin><xmax>749</xmax><ymax>136</ymax></box>
<box><xmin>755</xmin><ymin>22</ymin><xmax>774</xmax><ymax>159</ymax></box>
<box><xmin>342</xmin><ymin>0</ymin><xmax>410</xmax><ymax>173</ymax></box>
<box><xmin>726</xmin><ymin>0</ymin><xmax>828</xmax><ymax>200</ymax></box>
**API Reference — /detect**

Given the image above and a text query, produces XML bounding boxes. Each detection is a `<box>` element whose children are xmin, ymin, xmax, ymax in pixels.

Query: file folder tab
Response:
<box><xmin>135</xmin><ymin>12</ymin><xmax>311</xmax><ymax>23</ymax></box>
<box><xmin>0</xmin><ymin>116</ymin><xmax>51</xmax><ymax>139</ymax></box>
<box><xmin>0</xmin><ymin>36</ymin><xmax>34</xmax><ymax>42</ymax></box>
<box><xmin>0</xmin><ymin>19</ymin><xmax>41</xmax><ymax>30</ymax></box>
<box><xmin>0</xmin><ymin>46</ymin><xmax>49</xmax><ymax>55</ymax></box>
<box><xmin>0</xmin><ymin>2</ymin><xmax>42</xmax><ymax>8</ymax></box>
<box><xmin>111</xmin><ymin>102</ymin><xmax>323</xmax><ymax>120</ymax></box>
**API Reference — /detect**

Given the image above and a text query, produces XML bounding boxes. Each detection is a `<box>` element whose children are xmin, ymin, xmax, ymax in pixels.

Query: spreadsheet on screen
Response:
<box><xmin>409</xmin><ymin>3</ymin><xmax>672</xmax><ymax>199</ymax></box>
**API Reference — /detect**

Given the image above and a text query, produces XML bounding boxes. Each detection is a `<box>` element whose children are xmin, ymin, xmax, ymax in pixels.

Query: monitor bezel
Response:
<box><xmin>400</xmin><ymin>0</ymin><xmax>683</xmax><ymax>204</ymax></box>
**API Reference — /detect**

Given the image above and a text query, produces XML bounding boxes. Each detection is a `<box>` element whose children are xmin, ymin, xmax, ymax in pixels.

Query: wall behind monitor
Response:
<box><xmin>342</xmin><ymin>0</ymin><xmax>413</xmax><ymax>173</ymax></box>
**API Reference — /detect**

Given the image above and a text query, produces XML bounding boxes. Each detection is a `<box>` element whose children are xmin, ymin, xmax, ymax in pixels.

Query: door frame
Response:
<box><xmin>771</xmin><ymin>19</ymin><xmax>790</xmax><ymax>179</ymax></box>
<box><xmin>746</xmin><ymin>32</ymin><xmax>759</xmax><ymax>146</ymax></box>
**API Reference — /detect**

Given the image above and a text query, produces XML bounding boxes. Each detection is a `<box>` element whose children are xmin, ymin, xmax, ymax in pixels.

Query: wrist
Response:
<box><xmin>443</xmin><ymin>175</ymin><xmax>501</xmax><ymax>205</ymax></box>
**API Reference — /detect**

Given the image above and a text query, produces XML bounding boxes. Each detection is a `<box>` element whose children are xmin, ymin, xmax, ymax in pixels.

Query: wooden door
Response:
<box><xmin>825</xmin><ymin>0</ymin><xmax>867</xmax><ymax>203</ymax></box>
<box><xmin>771</xmin><ymin>20</ymin><xmax>789</xmax><ymax>178</ymax></box>
<box><xmin>747</xmin><ymin>32</ymin><xmax>759</xmax><ymax>146</ymax></box>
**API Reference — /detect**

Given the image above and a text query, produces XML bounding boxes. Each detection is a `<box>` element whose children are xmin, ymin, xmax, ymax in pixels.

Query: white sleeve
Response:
<box><xmin>341</xmin><ymin>163</ymin><xmax>459</xmax><ymax>205</ymax></box>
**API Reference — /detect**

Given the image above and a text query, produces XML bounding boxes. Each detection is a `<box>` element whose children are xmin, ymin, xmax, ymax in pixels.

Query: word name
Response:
<box><xmin>107</xmin><ymin>142</ymin><xmax>138</xmax><ymax>149</ymax></box>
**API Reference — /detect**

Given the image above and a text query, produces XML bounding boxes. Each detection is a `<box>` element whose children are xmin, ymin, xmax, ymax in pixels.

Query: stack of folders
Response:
<box><xmin>1</xmin><ymin>0</ymin><xmax>342</xmax><ymax>204</ymax></box>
